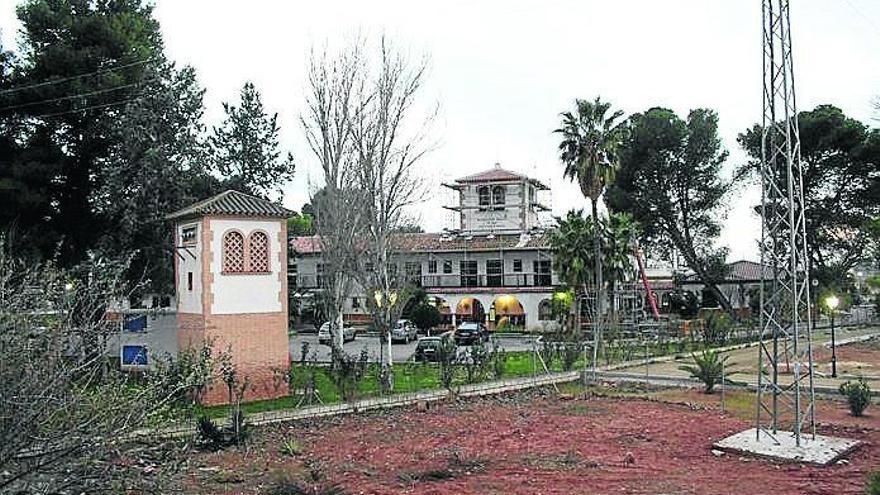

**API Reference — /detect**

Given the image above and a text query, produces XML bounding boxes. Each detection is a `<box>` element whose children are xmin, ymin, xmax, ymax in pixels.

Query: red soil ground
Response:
<box><xmin>182</xmin><ymin>388</ymin><xmax>880</xmax><ymax>495</ymax></box>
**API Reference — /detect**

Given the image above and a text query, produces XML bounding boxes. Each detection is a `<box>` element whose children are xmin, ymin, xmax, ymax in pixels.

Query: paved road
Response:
<box><xmin>289</xmin><ymin>332</ymin><xmax>536</xmax><ymax>363</ymax></box>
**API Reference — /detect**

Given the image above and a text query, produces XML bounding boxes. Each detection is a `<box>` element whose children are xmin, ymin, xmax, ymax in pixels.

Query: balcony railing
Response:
<box><xmin>421</xmin><ymin>273</ymin><xmax>552</xmax><ymax>288</ymax></box>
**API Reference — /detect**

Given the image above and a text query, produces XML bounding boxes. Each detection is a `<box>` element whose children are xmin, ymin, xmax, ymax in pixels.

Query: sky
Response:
<box><xmin>1</xmin><ymin>0</ymin><xmax>879</xmax><ymax>262</ymax></box>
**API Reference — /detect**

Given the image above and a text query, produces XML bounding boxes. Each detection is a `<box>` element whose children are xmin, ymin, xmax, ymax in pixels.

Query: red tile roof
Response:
<box><xmin>456</xmin><ymin>165</ymin><xmax>528</xmax><ymax>184</ymax></box>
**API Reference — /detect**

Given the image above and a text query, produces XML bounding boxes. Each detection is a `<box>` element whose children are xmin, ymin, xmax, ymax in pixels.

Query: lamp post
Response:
<box><xmin>374</xmin><ymin>290</ymin><xmax>398</xmax><ymax>367</ymax></box>
<box><xmin>292</xmin><ymin>292</ymin><xmax>303</xmax><ymax>329</ymax></box>
<box><xmin>826</xmin><ymin>294</ymin><xmax>840</xmax><ymax>378</ymax></box>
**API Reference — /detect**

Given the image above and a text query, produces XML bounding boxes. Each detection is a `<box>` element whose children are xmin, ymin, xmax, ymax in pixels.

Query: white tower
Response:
<box><xmin>168</xmin><ymin>190</ymin><xmax>292</xmax><ymax>405</ymax></box>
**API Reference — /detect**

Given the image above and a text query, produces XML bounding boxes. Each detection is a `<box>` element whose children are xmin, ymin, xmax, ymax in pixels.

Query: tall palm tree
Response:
<box><xmin>555</xmin><ymin>97</ymin><xmax>627</xmax><ymax>374</ymax></box>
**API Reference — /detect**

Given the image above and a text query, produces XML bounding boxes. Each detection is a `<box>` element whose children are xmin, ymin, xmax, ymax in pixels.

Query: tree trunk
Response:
<box><xmin>590</xmin><ymin>197</ymin><xmax>603</xmax><ymax>379</ymax></box>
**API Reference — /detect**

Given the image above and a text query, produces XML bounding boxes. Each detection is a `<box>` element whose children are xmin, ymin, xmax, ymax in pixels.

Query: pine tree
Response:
<box><xmin>210</xmin><ymin>82</ymin><xmax>294</xmax><ymax>199</ymax></box>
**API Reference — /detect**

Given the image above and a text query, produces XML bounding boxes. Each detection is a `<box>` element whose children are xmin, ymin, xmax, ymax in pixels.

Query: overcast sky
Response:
<box><xmin>2</xmin><ymin>0</ymin><xmax>879</xmax><ymax>262</ymax></box>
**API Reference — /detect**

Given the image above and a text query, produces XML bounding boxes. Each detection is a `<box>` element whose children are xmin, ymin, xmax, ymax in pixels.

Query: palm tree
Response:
<box><xmin>550</xmin><ymin>210</ymin><xmax>599</xmax><ymax>335</ymax></box>
<box><xmin>603</xmin><ymin>212</ymin><xmax>641</xmax><ymax>324</ymax></box>
<box><xmin>555</xmin><ymin>97</ymin><xmax>627</xmax><ymax>376</ymax></box>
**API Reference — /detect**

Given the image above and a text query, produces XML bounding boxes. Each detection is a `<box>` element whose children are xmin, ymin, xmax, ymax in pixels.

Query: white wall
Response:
<box><xmin>210</xmin><ymin>218</ymin><xmax>283</xmax><ymax>315</ymax></box>
<box><xmin>176</xmin><ymin>220</ymin><xmax>203</xmax><ymax>314</ymax></box>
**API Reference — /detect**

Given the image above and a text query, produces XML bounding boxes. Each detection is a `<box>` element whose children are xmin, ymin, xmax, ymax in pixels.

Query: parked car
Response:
<box><xmin>391</xmin><ymin>319</ymin><xmax>418</xmax><ymax>344</ymax></box>
<box><xmin>413</xmin><ymin>333</ymin><xmax>455</xmax><ymax>362</ymax></box>
<box><xmin>454</xmin><ymin>321</ymin><xmax>489</xmax><ymax>345</ymax></box>
<box><xmin>318</xmin><ymin>322</ymin><xmax>356</xmax><ymax>345</ymax></box>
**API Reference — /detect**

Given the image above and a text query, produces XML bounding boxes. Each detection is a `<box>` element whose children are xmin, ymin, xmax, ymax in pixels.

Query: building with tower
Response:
<box><xmin>290</xmin><ymin>164</ymin><xmax>566</xmax><ymax>331</ymax></box>
<box><xmin>168</xmin><ymin>190</ymin><xmax>292</xmax><ymax>405</ymax></box>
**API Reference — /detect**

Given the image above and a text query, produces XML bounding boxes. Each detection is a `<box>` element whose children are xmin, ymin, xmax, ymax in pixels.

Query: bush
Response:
<box><xmin>866</xmin><ymin>471</ymin><xmax>880</xmax><ymax>495</ymax></box>
<box><xmin>561</xmin><ymin>341</ymin><xmax>581</xmax><ymax>371</ymax></box>
<box><xmin>329</xmin><ymin>346</ymin><xmax>369</xmax><ymax>403</ymax></box>
<box><xmin>410</xmin><ymin>303</ymin><xmax>442</xmax><ymax>333</ymax></box>
<box><xmin>461</xmin><ymin>343</ymin><xmax>489</xmax><ymax>383</ymax></box>
<box><xmin>839</xmin><ymin>377</ymin><xmax>871</xmax><ymax>417</ymax></box>
<box><xmin>197</xmin><ymin>416</ymin><xmax>226</xmax><ymax>451</ymax></box>
<box><xmin>678</xmin><ymin>349</ymin><xmax>735</xmax><ymax>394</ymax></box>
<box><xmin>700</xmin><ymin>311</ymin><xmax>732</xmax><ymax>347</ymax></box>
<box><xmin>196</xmin><ymin>413</ymin><xmax>250</xmax><ymax>451</ymax></box>
<box><xmin>488</xmin><ymin>339</ymin><xmax>507</xmax><ymax>379</ymax></box>
<box><xmin>437</xmin><ymin>337</ymin><xmax>458</xmax><ymax>391</ymax></box>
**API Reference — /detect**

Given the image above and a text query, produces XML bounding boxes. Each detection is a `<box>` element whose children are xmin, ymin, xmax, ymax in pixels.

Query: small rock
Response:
<box><xmin>711</xmin><ymin>449</ymin><xmax>725</xmax><ymax>457</ymax></box>
<box><xmin>837</xmin><ymin>459</ymin><xmax>850</xmax><ymax>466</ymax></box>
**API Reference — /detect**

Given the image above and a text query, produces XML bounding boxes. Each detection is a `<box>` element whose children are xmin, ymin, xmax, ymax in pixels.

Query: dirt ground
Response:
<box><xmin>813</xmin><ymin>337</ymin><xmax>880</xmax><ymax>379</ymax></box>
<box><xmin>624</xmin><ymin>328</ymin><xmax>880</xmax><ymax>392</ymax></box>
<box><xmin>177</xmin><ymin>387</ymin><xmax>880</xmax><ymax>495</ymax></box>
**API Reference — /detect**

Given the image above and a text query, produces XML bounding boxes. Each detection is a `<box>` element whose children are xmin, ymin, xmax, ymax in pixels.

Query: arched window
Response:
<box><xmin>248</xmin><ymin>231</ymin><xmax>270</xmax><ymax>273</ymax></box>
<box><xmin>492</xmin><ymin>185</ymin><xmax>505</xmax><ymax>206</ymax></box>
<box><xmin>223</xmin><ymin>231</ymin><xmax>245</xmax><ymax>273</ymax></box>
<box><xmin>478</xmin><ymin>186</ymin><xmax>490</xmax><ymax>207</ymax></box>
<box><xmin>538</xmin><ymin>299</ymin><xmax>553</xmax><ymax>321</ymax></box>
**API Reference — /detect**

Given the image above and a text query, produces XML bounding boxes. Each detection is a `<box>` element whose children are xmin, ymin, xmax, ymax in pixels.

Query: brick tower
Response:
<box><xmin>168</xmin><ymin>190</ymin><xmax>292</xmax><ymax>405</ymax></box>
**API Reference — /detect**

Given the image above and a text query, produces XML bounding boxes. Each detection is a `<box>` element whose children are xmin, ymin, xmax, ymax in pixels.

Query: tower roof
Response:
<box><xmin>452</xmin><ymin>163</ymin><xmax>549</xmax><ymax>189</ymax></box>
<box><xmin>455</xmin><ymin>163</ymin><xmax>527</xmax><ymax>183</ymax></box>
<box><xmin>166</xmin><ymin>190</ymin><xmax>293</xmax><ymax>220</ymax></box>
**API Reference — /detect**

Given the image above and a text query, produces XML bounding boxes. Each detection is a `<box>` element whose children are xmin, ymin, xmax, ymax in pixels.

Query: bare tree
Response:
<box><xmin>0</xmin><ymin>248</ymin><xmax>211</xmax><ymax>494</ymax></box>
<box><xmin>302</xmin><ymin>43</ymin><xmax>368</xmax><ymax>352</ymax></box>
<box><xmin>349</xmin><ymin>37</ymin><xmax>436</xmax><ymax>391</ymax></box>
<box><xmin>302</xmin><ymin>36</ymin><xmax>436</xmax><ymax>389</ymax></box>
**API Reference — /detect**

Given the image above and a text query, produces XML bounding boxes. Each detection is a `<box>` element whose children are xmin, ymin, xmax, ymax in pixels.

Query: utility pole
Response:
<box><xmin>755</xmin><ymin>0</ymin><xmax>817</xmax><ymax>446</ymax></box>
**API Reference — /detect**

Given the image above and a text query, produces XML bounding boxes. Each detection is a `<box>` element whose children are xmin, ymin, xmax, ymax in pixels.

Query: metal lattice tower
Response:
<box><xmin>756</xmin><ymin>0</ymin><xmax>816</xmax><ymax>446</ymax></box>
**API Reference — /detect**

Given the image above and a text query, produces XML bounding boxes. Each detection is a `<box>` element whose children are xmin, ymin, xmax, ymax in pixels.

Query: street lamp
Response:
<box><xmin>292</xmin><ymin>292</ymin><xmax>303</xmax><ymax>329</ymax></box>
<box><xmin>825</xmin><ymin>294</ymin><xmax>840</xmax><ymax>378</ymax></box>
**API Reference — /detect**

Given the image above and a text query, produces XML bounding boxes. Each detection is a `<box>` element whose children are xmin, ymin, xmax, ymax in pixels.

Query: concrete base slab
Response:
<box><xmin>713</xmin><ymin>428</ymin><xmax>860</xmax><ymax>465</ymax></box>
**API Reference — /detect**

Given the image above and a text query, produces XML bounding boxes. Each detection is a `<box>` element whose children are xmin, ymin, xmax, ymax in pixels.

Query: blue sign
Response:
<box><xmin>124</xmin><ymin>315</ymin><xmax>148</xmax><ymax>333</ymax></box>
<box><xmin>122</xmin><ymin>345</ymin><xmax>148</xmax><ymax>366</ymax></box>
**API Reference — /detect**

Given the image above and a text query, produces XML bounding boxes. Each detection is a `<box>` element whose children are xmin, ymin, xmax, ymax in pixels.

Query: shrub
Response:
<box><xmin>329</xmin><ymin>346</ymin><xmax>369</xmax><ymax>403</ymax></box>
<box><xmin>839</xmin><ymin>377</ymin><xmax>871</xmax><ymax>417</ymax></box>
<box><xmin>561</xmin><ymin>341</ymin><xmax>581</xmax><ymax>371</ymax></box>
<box><xmin>437</xmin><ymin>336</ymin><xmax>458</xmax><ymax>391</ymax></box>
<box><xmin>678</xmin><ymin>349</ymin><xmax>735</xmax><ymax>394</ymax></box>
<box><xmin>700</xmin><ymin>311</ymin><xmax>732</xmax><ymax>347</ymax></box>
<box><xmin>539</xmin><ymin>337</ymin><xmax>558</xmax><ymax>369</ymax></box>
<box><xmin>866</xmin><ymin>471</ymin><xmax>880</xmax><ymax>495</ymax></box>
<box><xmin>461</xmin><ymin>343</ymin><xmax>489</xmax><ymax>383</ymax></box>
<box><xmin>197</xmin><ymin>416</ymin><xmax>226</xmax><ymax>451</ymax></box>
<box><xmin>196</xmin><ymin>412</ymin><xmax>250</xmax><ymax>451</ymax></box>
<box><xmin>487</xmin><ymin>339</ymin><xmax>507</xmax><ymax>379</ymax></box>
<box><xmin>279</xmin><ymin>438</ymin><xmax>303</xmax><ymax>457</ymax></box>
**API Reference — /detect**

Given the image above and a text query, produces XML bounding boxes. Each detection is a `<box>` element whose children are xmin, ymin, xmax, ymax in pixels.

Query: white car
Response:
<box><xmin>318</xmin><ymin>322</ymin><xmax>356</xmax><ymax>345</ymax></box>
<box><xmin>391</xmin><ymin>319</ymin><xmax>418</xmax><ymax>344</ymax></box>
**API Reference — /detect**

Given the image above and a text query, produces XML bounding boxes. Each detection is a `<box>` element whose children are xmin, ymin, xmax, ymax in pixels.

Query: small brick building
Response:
<box><xmin>168</xmin><ymin>190</ymin><xmax>292</xmax><ymax>405</ymax></box>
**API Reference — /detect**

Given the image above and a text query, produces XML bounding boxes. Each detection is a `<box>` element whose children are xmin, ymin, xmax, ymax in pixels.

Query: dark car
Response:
<box><xmin>454</xmin><ymin>322</ymin><xmax>488</xmax><ymax>345</ymax></box>
<box><xmin>413</xmin><ymin>333</ymin><xmax>454</xmax><ymax>363</ymax></box>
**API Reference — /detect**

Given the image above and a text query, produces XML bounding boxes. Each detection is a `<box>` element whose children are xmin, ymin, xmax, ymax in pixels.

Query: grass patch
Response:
<box><xmin>201</xmin><ymin>333</ymin><xmax>761</xmax><ymax>418</ymax></box>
